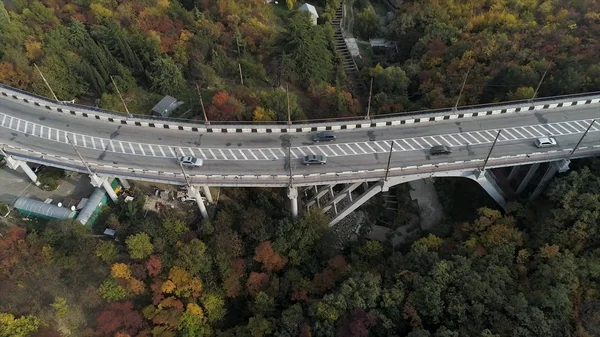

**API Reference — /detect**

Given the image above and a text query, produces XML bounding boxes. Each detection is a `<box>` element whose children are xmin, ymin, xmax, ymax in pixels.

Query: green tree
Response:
<box><xmin>277</xmin><ymin>11</ymin><xmax>333</xmax><ymax>86</ymax></box>
<box><xmin>95</xmin><ymin>240</ymin><xmax>118</xmax><ymax>263</ymax></box>
<box><xmin>126</xmin><ymin>233</ymin><xmax>154</xmax><ymax>259</ymax></box>
<box><xmin>0</xmin><ymin>313</ymin><xmax>40</xmax><ymax>337</ymax></box>
<box><xmin>201</xmin><ymin>293</ymin><xmax>226</xmax><ymax>324</ymax></box>
<box><xmin>147</xmin><ymin>56</ymin><xmax>185</xmax><ymax>94</ymax></box>
<box><xmin>98</xmin><ymin>278</ymin><xmax>128</xmax><ymax>301</ymax></box>
<box><xmin>354</xmin><ymin>8</ymin><xmax>381</xmax><ymax>39</ymax></box>
<box><xmin>247</xmin><ymin>315</ymin><xmax>274</xmax><ymax>337</ymax></box>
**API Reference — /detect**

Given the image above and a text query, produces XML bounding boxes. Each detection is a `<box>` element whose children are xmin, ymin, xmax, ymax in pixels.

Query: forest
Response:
<box><xmin>1</xmin><ymin>0</ymin><xmax>599</xmax><ymax>121</ymax></box>
<box><xmin>1</xmin><ymin>158</ymin><xmax>600</xmax><ymax>337</ymax></box>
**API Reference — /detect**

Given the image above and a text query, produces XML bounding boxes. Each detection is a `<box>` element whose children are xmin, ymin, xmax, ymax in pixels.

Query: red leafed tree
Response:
<box><xmin>299</xmin><ymin>322</ymin><xmax>312</xmax><ymax>337</ymax></box>
<box><xmin>253</xmin><ymin>241</ymin><xmax>288</xmax><ymax>273</ymax></box>
<box><xmin>0</xmin><ymin>227</ymin><xmax>28</xmax><ymax>277</ymax></box>
<box><xmin>231</xmin><ymin>258</ymin><xmax>245</xmax><ymax>276</ymax></box>
<box><xmin>335</xmin><ymin>309</ymin><xmax>377</xmax><ymax>337</ymax></box>
<box><xmin>312</xmin><ymin>269</ymin><xmax>336</xmax><ymax>294</ymax></box>
<box><xmin>246</xmin><ymin>272</ymin><xmax>269</xmax><ymax>296</ymax></box>
<box><xmin>328</xmin><ymin>255</ymin><xmax>348</xmax><ymax>273</ymax></box>
<box><xmin>207</xmin><ymin>91</ymin><xmax>245</xmax><ymax>121</ymax></box>
<box><xmin>146</xmin><ymin>255</ymin><xmax>162</xmax><ymax>277</ymax></box>
<box><xmin>95</xmin><ymin>301</ymin><xmax>143</xmax><ymax>336</ymax></box>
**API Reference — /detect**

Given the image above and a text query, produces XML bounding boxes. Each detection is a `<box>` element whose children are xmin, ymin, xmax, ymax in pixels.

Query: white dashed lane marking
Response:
<box><xmin>1</xmin><ymin>112</ymin><xmax>597</xmax><ymax>161</ymax></box>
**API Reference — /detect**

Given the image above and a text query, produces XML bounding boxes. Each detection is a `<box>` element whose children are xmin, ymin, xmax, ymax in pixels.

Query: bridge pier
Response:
<box><xmin>118</xmin><ymin>178</ymin><xmax>130</xmax><ymax>189</ymax></box>
<box><xmin>202</xmin><ymin>186</ymin><xmax>213</xmax><ymax>204</ymax></box>
<box><xmin>471</xmin><ymin>170</ymin><xmax>507</xmax><ymax>209</ymax></box>
<box><xmin>190</xmin><ymin>186</ymin><xmax>209</xmax><ymax>219</ymax></box>
<box><xmin>516</xmin><ymin>163</ymin><xmax>540</xmax><ymax>194</ymax></box>
<box><xmin>529</xmin><ymin>160</ymin><xmax>570</xmax><ymax>201</ymax></box>
<box><xmin>90</xmin><ymin>175</ymin><xmax>118</xmax><ymax>202</ymax></box>
<box><xmin>5</xmin><ymin>156</ymin><xmax>40</xmax><ymax>186</ymax></box>
<box><xmin>507</xmin><ymin>166</ymin><xmax>521</xmax><ymax>182</ymax></box>
<box><xmin>287</xmin><ymin>186</ymin><xmax>299</xmax><ymax>219</ymax></box>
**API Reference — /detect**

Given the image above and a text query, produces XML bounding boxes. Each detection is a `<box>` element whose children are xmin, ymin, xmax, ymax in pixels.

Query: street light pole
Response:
<box><xmin>365</xmin><ymin>77</ymin><xmax>373</xmax><ymax>120</ymax></box>
<box><xmin>453</xmin><ymin>68</ymin><xmax>470</xmax><ymax>112</ymax></box>
<box><xmin>196</xmin><ymin>84</ymin><xmax>209</xmax><ymax>125</ymax></box>
<box><xmin>287</xmin><ymin>84</ymin><xmax>291</xmax><ymax>126</ymax></box>
<box><xmin>568</xmin><ymin>119</ymin><xmax>596</xmax><ymax>160</ymax></box>
<box><xmin>33</xmin><ymin>63</ymin><xmax>58</xmax><ymax>101</ymax></box>
<box><xmin>110</xmin><ymin>76</ymin><xmax>132</xmax><ymax>118</ymax></box>
<box><xmin>384</xmin><ymin>141</ymin><xmax>394</xmax><ymax>181</ymax></box>
<box><xmin>481</xmin><ymin>130</ymin><xmax>502</xmax><ymax>172</ymax></box>
<box><xmin>530</xmin><ymin>64</ymin><xmax>551</xmax><ymax>103</ymax></box>
<box><xmin>66</xmin><ymin>135</ymin><xmax>94</xmax><ymax>175</ymax></box>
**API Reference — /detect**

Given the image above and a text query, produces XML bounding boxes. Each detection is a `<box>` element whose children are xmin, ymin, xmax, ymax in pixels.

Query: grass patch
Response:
<box><xmin>38</xmin><ymin>167</ymin><xmax>65</xmax><ymax>191</ymax></box>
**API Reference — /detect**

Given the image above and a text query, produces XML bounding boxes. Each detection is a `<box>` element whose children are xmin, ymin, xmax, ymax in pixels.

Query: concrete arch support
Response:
<box><xmin>4</xmin><ymin>156</ymin><xmax>40</xmax><ymax>186</ymax></box>
<box><xmin>470</xmin><ymin>170</ymin><xmax>507</xmax><ymax>209</ymax></box>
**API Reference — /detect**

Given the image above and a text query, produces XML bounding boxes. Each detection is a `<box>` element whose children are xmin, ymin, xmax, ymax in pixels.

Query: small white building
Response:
<box><xmin>299</xmin><ymin>3</ymin><xmax>319</xmax><ymax>25</ymax></box>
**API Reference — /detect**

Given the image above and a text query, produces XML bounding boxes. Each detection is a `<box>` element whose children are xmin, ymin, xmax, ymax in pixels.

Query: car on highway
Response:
<box><xmin>534</xmin><ymin>137</ymin><xmax>557</xmax><ymax>148</ymax></box>
<box><xmin>303</xmin><ymin>155</ymin><xmax>327</xmax><ymax>165</ymax></box>
<box><xmin>178</xmin><ymin>156</ymin><xmax>203</xmax><ymax>168</ymax></box>
<box><xmin>312</xmin><ymin>131</ymin><xmax>336</xmax><ymax>142</ymax></box>
<box><xmin>430</xmin><ymin>145</ymin><xmax>452</xmax><ymax>155</ymax></box>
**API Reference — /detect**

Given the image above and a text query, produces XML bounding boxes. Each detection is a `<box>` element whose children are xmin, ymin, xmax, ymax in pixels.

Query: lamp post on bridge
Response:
<box><xmin>567</xmin><ymin>119</ymin><xmax>596</xmax><ymax>161</ymax></box>
<box><xmin>479</xmin><ymin>129</ymin><xmax>502</xmax><ymax>176</ymax></box>
<box><xmin>384</xmin><ymin>140</ymin><xmax>394</xmax><ymax>181</ymax></box>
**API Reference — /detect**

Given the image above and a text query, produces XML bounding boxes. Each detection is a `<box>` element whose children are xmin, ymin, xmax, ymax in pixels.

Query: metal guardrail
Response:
<box><xmin>2</xmin><ymin>83</ymin><xmax>599</xmax><ymax>127</ymax></box>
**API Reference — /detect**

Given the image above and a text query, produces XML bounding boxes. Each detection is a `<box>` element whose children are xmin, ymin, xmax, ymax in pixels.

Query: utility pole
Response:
<box><xmin>33</xmin><ymin>63</ymin><xmax>58</xmax><ymax>101</ymax></box>
<box><xmin>196</xmin><ymin>84</ymin><xmax>209</xmax><ymax>125</ymax></box>
<box><xmin>110</xmin><ymin>76</ymin><xmax>132</xmax><ymax>118</ymax></box>
<box><xmin>238</xmin><ymin>63</ymin><xmax>244</xmax><ymax>86</ymax></box>
<box><xmin>481</xmin><ymin>130</ymin><xmax>502</xmax><ymax>172</ymax></box>
<box><xmin>286</xmin><ymin>84</ymin><xmax>291</xmax><ymax>126</ymax></box>
<box><xmin>530</xmin><ymin>64</ymin><xmax>551</xmax><ymax>103</ymax></box>
<box><xmin>384</xmin><ymin>141</ymin><xmax>394</xmax><ymax>181</ymax></box>
<box><xmin>453</xmin><ymin>68</ymin><xmax>470</xmax><ymax>112</ymax></box>
<box><xmin>567</xmin><ymin>119</ymin><xmax>596</xmax><ymax>160</ymax></box>
<box><xmin>365</xmin><ymin>77</ymin><xmax>373</xmax><ymax>120</ymax></box>
<box><xmin>288</xmin><ymin>145</ymin><xmax>294</xmax><ymax>187</ymax></box>
<box><xmin>66</xmin><ymin>135</ymin><xmax>94</xmax><ymax>175</ymax></box>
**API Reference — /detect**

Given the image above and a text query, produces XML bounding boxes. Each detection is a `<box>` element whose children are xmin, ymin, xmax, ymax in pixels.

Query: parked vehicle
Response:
<box><xmin>178</xmin><ymin>156</ymin><xmax>203</xmax><ymax>167</ymax></box>
<box><xmin>430</xmin><ymin>145</ymin><xmax>452</xmax><ymax>155</ymax></box>
<box><xmin>534</xmin><ymin>137</ymin><xmax>557</xmax><ymax>148</ymax></box>
<box><xmin>312</xmin><ymin>132</ymin><xmax>336</xmax><ymax>142</ymax></box>
<box><xmin>303</xmin><ymin>155</ymin><xmax>327</xmax><ymax>165</ymax></box>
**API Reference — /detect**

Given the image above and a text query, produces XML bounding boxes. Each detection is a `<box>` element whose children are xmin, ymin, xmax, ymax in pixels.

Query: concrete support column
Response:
<box><xmin>19</xmin><ymin>162</ymin><xmax>40</xmax><ymax>186</ymax></box>
<box><xmin>5</xmin><ymin>156</ymin><xmax>40</xmax><ymax>186</ymax></box>
<box><xmin>507</xmin><ymin>166</ymin><xmax>521</xmax><ymax>182</ymax></box>
<box><xmin>191</xmin><ymin>186</ymin><xmax>208</xmax><ymax>219</ymax></box>
<box><xmin>287</xmin><ymin>186</ymin><xmax>299</xmax><ymax>219</ymax></box>
<box><xmin>529</xmin><ymin>160</ymin><xmax>570</xmax><ymax>201</ymax></box>
<box><xmin>362</xmin><ymin>182</ymin><xmax>369</xmax><ymax>192</ymax></box>
<box><xmin>202</xmin><ymin>186</ymin><xmax>213</xmax><ymax>204</ymax></box>
<box><xmin>101</xmin><ymin>178</ymin><xmax>119</xmax><ymax>202</ymax></box>
<box><xmin>118</xmin><ymin>177</ymin><xmax>130</xmax><ymax>189</ymax></box>
<box><xmin>516</xmin><ymin>163</ymin><xmax>540</xmax><ymax>194</ymax></box>
<box><xmin>472</xmin><ymin>171</ymin><xmax>507</xmax><ymax>209</ymax></box>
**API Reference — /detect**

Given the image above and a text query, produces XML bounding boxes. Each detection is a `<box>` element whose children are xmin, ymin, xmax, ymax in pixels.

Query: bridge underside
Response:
<box><xmin>299</xmin><ymin>160</ymin><xmax>570</xmax><ymax>227</ymax></box>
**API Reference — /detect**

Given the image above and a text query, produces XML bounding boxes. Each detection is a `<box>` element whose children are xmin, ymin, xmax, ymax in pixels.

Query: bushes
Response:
<box><xmin>37</xmin><ymin>167</ymin><xmax>65</xmax><ymax>191</ymax></box>
<box><xmin>0</xmin><ymin>202</ymin><xmax>9</xmax><ymax>216</ymax></box>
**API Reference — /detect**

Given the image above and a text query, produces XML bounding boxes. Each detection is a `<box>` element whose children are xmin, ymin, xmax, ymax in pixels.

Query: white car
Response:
<box><xmin>178</xmin><ymin>156</ymin><xmax>203</xmax><ymax>167</ymax></box>
<box><xmin>534</xmin><ymin>137</ymin><xmax>557</xmax><ymax>148</ymax></box>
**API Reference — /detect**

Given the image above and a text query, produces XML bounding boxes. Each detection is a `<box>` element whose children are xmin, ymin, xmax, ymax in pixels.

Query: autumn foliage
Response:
<box><xmin>253</xmin><ymin>241</ymin><xmax>288</xmax><ymax>273</ymax></box>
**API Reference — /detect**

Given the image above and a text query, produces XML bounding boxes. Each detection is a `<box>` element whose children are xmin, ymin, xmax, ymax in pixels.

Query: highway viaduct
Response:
<box><xmin>0</xmin><ymin>84</ymin><xmax>598</xmax><ymax>225</ymax></box>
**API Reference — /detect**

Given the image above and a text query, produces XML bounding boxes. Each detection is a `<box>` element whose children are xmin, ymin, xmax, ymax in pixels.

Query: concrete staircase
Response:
<box><xmin>331</xmin><ymin>3</ymin><xmax>364</xmax><ymax>97</ymax></box>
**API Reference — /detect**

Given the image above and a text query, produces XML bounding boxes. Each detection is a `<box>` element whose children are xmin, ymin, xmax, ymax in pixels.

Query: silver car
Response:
<box><xmin>303</xmin><ymin>155</ymin><xmax>327</xmax><ymax>165</ymax></box>
<box><xmin>534</xmin><ymin>137</ymin><xmax>557</xmax><ymax>148</ymax></box>
<box><xmin>178</xmin><ymin>156</ymin><xmax>203</xmax><ymax>167</ymax></box>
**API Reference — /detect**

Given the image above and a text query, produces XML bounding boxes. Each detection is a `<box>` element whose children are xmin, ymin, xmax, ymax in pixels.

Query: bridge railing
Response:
<box><xmin>2</xmin><ymin>83</ymin><xmax>600</xmax><ymax>128</ymax></box>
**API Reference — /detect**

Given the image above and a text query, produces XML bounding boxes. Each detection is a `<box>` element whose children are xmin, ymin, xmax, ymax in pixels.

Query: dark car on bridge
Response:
<box><xmin>312</xmin><ymin>132</ymin><xmax>336</xmax><ymax>142</ymax></box>
<box><xmin>430</xmin><ymin>145</ymin><xmax>452</xmax><ymax>155</ymax></box>
<box><xmin>303</xmin><ymin>155</ymin><xmax>327</xmax><ymax>165</ymax></box>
